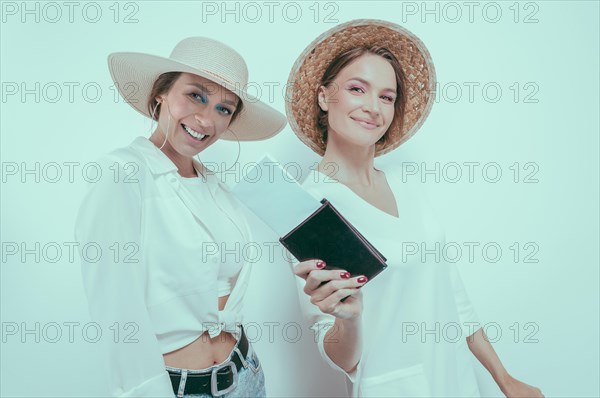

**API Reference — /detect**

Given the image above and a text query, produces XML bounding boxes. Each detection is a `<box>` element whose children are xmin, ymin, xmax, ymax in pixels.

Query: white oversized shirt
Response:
<box><xmin>295</xmin><ymin>169</ymin><xmax>482</xmax><ymax>397</ymax></box>
<box><xmin>74</xmin><ymin>137</ymin><xmax>253</xmax><ymax>397</ymax></box>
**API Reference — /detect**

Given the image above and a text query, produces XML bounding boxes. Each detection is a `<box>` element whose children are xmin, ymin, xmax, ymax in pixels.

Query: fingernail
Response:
<box><xmin>357</xmin><ymin>276</ymin><xmax>368</xmax><ymax>284</ymax></box>
<box><xmin>340</xmin><ymin>272</ymin><xmax>351</xmax><ymax>279</ymax></box>
<box><xmin>316</xmin><ymin>261</ymin><xmax>326</xmax><ymax>269</ymax></box>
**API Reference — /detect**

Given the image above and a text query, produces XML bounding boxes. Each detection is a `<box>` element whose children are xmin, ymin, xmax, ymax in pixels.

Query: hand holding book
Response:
<box><xmin>292</xmin><ymin>258</ymin><xmax>365</xmax><ymax>319</ymax></box>
<box><xmin>279</xmin><ymin>199</ymin><xmax>387</xmax><ymax>283</ymax></box>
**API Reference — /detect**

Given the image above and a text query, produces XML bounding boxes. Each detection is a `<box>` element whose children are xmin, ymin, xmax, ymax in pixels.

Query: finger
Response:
<box><xmin>315</xmin><ymin>287</ymin><xmax>362</xmax><ymax>313</ymax></box>
<box><xmin>305</xmin><ymin>269</ymin><xmax>350</xmax><ymax>293</ymax></box>
<box><xmin>292</xmin><ymin>259</ymin><xmax>326</xmax><ymax>279</ymax></box>
<box><xmin>310</xmin><ymin>274</ymin><xmax>366</xmax><ymax>302</ymax></box>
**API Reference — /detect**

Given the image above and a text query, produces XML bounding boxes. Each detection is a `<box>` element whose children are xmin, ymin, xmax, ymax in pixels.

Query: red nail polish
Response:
<box><xmin>316</xmin><ymin>261</ymin><xmax>326</xmax><ymax>269</ymax></box>
<box><xmin>357</xmin><ymin>276</ymin><xmax>368</xmax><ymax>284</ymax></box>
<box><xmin>340</xmin><ymin>272</ymin><xmax>351</xmax><ymax>279</ymax></box>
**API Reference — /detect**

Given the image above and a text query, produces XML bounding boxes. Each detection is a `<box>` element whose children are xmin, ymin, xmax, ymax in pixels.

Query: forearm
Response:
<box><xmin>323</xmin><ymin>316</ymin><xmax>363</xmax><ymax>373</ymax></box>
<box><xmin>467</xmin><ymin>327</ymin><xmax>510</xmax><ymax>389</ymax></box>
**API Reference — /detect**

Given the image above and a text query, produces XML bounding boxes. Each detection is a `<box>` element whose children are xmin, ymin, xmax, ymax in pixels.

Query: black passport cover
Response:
<box><xmin>279</xmin><ymin>199</ymin><xmax>387</xmax><ymax>282</ymax></box>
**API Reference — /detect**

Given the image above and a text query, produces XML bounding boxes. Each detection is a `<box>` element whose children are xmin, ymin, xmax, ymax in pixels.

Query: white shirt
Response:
<box><xmin>295</xmin><ymin>169</ymin><xmax>482</xmax><ymax>397</ymax></box>
<box><xmin>74</xmin><ymin>137</ymin><xmax>254</xmax><ymax>397</ymax></box>
<box><xmin>177</xmin><ymin>175</ymin><xmax>244</xmax><ymax>297</ymax></box>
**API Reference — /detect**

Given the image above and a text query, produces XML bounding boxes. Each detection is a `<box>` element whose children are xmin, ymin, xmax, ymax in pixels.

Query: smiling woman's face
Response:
<box><xmin>318</xmin><ymin>54</ymin><xmax>397</xmax><ymax>152</ymax></box>
<box><xmin>156</xmin><ymin>72</ymin><xmax>240</xmax><ymax>158</ymax></box>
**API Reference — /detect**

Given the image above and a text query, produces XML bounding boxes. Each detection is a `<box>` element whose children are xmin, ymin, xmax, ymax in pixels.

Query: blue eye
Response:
<box><xmin>216</xmin><ymin>105</ymin><xmax>233</xmax><ymax>116</ymax></box>
<box><xmin>217</xmin><ymin>106</ymin><xmax>232</xmax><ymax>115</ymax></box>
<box><xmin>190</xmin><ymin>92</ymin><xmax>207</xmax><ymax>104</ymax></box>
<box><xmin>381</xmin><ymin>95</ymin><xmax>396</xmax><ymax>102</ymax></box>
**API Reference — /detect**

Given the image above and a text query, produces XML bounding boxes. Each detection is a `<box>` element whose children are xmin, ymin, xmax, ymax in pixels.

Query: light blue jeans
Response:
<box><xmin>166</xmin><ymin>343</ymin><xmax>266</xmax><ymax>398</ymax></box>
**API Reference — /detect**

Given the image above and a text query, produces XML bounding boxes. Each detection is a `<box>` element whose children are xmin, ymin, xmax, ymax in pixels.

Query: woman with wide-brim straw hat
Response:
<box><xmin>288</xmin><ymin>19</ymin><xmax>544</xmax><ymax>397</ymax></box>
<box><xmin>75</xmin><ymin>37</ymin><xmax>286</xmax><ymax>397</ymax></box>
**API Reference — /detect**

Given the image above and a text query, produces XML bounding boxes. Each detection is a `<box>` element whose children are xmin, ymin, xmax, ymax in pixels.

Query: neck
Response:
<box><xmin>149</xmin><ymin>130</ymin><xmax>198</xmax><ymax>177</ymax></box>
<box><xmin>319</xmin><ymin>132</ymin><xmax>377</xmax><ymax>187</ymax></box>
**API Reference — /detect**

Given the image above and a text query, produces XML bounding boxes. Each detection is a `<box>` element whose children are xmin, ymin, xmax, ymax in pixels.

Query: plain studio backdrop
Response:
<box><xmin>1</xmin><ymin>1</ymin><xmax>598</xmax><ymax>397</ymax></box>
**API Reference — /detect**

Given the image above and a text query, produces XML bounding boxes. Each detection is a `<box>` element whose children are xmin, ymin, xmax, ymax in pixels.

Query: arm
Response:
<box><xmin>75</xmin><ymin>158</ymin><xmax>173</xmax><ymax>397</ymax></box>
<box><xmin>448</xmin><ymin>262</ymin><xmax>544</xmax><ymax>397</ymax></box>
<box><xmin>293</xmin><ymin>259</ymin><xmax>366</xmax><ymax>379</ymax></box>
<box><xmin>467</xmin><ymin>329</ymin><xmax>544</xmax><ymax>397</ymax></box>
<box><xmin>323</xmin><ymin>316</ymin><xmax>363</xmax><ymax>374</ymax></box>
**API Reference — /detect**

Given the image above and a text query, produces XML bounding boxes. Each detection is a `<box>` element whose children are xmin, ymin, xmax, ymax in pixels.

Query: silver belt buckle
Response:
<box><xmin>210</xmin><ymin>361</ymin><xmax>238</xmax><ymax>397</ymax></box>
<box><xmin>234</xmin><ymin>346</ymin><xmax>259</xmax><ymax>373</ymax></box>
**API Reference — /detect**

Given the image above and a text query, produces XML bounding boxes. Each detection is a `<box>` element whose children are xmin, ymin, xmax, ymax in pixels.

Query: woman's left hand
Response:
<box><xmin>500</xmin><ymin>374</ymin><xmax>544</xmax><ymax>398</ymax></box>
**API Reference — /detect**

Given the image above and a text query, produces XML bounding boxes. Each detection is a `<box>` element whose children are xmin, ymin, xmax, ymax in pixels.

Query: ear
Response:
<box><xmin>317</xmin><ymin>86</ymin><xmax>329</xmax><ymax>112</ymax></box>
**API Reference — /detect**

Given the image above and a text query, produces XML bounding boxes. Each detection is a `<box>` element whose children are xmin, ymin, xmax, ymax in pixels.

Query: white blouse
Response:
<box><xmin>177</xmin><ymin>175</ymin><xmax>245</xmax><ymax>297</ymax></box>
<box><xmin>74</xmin><ymin>137</ymin><xmax>254</xmax><ymax>397</ymax></box>
<box><xmin>295</xmin><ymin>169</ymin><xmax>482</xmax><ymax>397</ymax></box>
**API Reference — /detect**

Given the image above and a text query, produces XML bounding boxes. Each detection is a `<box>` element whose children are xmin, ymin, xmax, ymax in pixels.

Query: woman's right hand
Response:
<box><xmin>293</xmin><ymin>259</ymin><xmax>366</xmax><ymax>320</ymax></box>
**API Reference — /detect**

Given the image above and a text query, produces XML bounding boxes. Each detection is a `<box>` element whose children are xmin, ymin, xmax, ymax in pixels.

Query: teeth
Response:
<box><xmin>183</xmin><ymin>125</ymin><xmax>207</xmax><ymax>140</ymax></box>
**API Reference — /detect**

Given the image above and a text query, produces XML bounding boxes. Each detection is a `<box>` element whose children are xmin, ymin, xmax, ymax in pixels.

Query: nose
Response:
<box><xmin>361</xmin><ymin>93</ymin><xmax>380</xmax><ymax>115</ymax></box>
<box><xmin>193</xmin><ymin>111</ymin><xmax>214</xmax><ymax>131</ymax></box>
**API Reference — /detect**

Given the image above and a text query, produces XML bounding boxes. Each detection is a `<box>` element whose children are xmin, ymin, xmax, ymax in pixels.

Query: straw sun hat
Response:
<box><xmin>108</xmin><ymin>37</ymin><xmax>286</xmax><ymax>141</ymax></box>
<box><xmin>286</xmin><ymin>19</ymin><xmax>436</xmax><ymax>157</ymax></box>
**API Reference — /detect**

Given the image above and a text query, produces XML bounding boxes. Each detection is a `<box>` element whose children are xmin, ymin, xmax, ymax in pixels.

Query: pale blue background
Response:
<box><xmin>1</xmin><ymin>1</ymin><xmax>598</xmax><ymax>396</ymax></box>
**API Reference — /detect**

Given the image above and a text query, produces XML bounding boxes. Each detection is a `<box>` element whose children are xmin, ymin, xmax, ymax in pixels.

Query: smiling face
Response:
<box><xmin>155</xmin><ymin>72</ymin><xmax>240</xmax><ymax>158</ymax></box>
<box><xmin>317</xmin><ymin>54</ymin><xmax>397</xmax><ymax>153</ymax></box>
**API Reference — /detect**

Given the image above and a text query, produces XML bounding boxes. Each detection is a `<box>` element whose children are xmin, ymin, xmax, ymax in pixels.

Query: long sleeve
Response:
<box><xmin>292</xmin><ymin>262</ymin><xmax>358</xmax><ymax>382</ymax></box>
<box><xmin>448</xmin><ymin>262</ymin><xmax>481</xmax><ymax>338</ymax></box>
<box><xmin>74</xmin><ymin>157</ymin><xmax>173</xmax><ymax>397</ymax></box>
<box><xmin>291</xmin><ymin>178</ymin><xmax>360</xmax><ymax>382</ymax></box>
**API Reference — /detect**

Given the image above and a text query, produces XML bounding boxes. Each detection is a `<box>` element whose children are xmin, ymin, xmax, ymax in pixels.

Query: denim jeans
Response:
<box><xmin>166</xmin><ymin>343</ymin><xmax>266</xmax><ymax>398</ymax></box>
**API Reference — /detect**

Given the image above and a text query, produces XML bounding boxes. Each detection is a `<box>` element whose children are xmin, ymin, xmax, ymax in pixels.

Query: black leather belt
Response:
<box><xmin>168</xmin><ymin>327</ymin><xmax>250</xmax><ymax>397</ymax></box>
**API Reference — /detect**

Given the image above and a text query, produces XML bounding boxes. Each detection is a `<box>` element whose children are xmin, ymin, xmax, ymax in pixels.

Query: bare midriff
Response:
<box><xmin>163</xmin><ymin>295</ymin><xmax>237</xmax><ymax>369</ymax></box>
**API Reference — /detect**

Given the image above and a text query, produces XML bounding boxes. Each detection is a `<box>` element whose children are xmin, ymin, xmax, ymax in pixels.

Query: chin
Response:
<box><xmin>352</xmin><ymin>134</ymin><xmax>384</xmax><ymax>149</ymax></box>
<box><xmin>345</xmin><ymin>139</ymin><xmax>379</xmax><ymax>151</ymax></box>
<box><xmin>170</xmin><ymin>139</ymin><xmax>197</xmax><ymax>157</ymax></box>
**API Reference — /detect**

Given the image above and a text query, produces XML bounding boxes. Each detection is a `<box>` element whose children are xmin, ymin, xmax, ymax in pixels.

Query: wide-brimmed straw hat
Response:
<box><xmin>286</xmin><ymin>19</ymin><xmax>436</xmax><ymax>157</ymax></box>
<box><xmin>108</xmin><ymin>37</ymin><xmax>286</xmax><ymax>141</ymax></box>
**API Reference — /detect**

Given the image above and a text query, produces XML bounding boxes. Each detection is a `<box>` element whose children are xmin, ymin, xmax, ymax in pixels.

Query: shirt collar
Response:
<box><xmin>129</xmin><ymin>136</ymin><xmax>190</xmax><ymax>176</ymax></box>
<box><xmin>129</xmin><ymin>136</ymin><xmax>216</xmax><ymax>182</ymax></box>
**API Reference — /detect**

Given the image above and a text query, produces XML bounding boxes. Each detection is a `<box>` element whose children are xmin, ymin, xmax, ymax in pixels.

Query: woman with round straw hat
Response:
<box><xmin>75</xmin><ymin>37</ymin><xmax>286</xmax><ymax>397</ymax></box>
<box><xmin>288</xmin><ymin>19</ymin><xmax>544</xmax><ymax>397</ymax></box>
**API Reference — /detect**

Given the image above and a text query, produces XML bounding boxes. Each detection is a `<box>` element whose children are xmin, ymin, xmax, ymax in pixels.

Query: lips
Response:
<box><xmin>351</xmin><ymin>117</ymin><xmax>379</xmax><ymax>130</ymax></box>
<box><xmin>182</xmin><ymin>124</ymin><xmax>209</xmax><ymax>142</ymax></box>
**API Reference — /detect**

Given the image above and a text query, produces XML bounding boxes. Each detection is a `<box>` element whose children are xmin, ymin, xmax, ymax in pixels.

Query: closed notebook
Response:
<box><xmin>279</xmin><ymin>198</ymin><xmax>387</xmax><ymax>282</ymax></box>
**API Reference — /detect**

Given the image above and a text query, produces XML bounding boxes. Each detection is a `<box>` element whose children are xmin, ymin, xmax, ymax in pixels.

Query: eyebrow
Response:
<box><xmin>187</xmin><ymin>82</ymin><xmax>238</xmax><ymax>107</ymax></box>
<box><xmin>348</xmin><ymin>77</ymin><xmax>397</xmax><ymax>94</ymax></box>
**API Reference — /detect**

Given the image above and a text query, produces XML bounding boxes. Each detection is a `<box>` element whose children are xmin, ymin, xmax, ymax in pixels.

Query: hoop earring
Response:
<box><xmin>159</xmin><ymin>110</ymin><xmax>170</xmax><ymax>150</ymax></box>
<box><xmin>154</xmin><ymin>99</ymin><xmax>171</xmax><ymax>150</ymax></box>
<box><xmin>151</xmin><ymin>101</ymin><xmax>160</xmax><ymax>120</ymax></box>
<box><xmin>147</xmin><ymin>101</ymin><xmax>161</xmax><ymax>135</ymax></box>
<box><xmin>197</xmin><ymin>128</ymin><xmax>241</xmax><ymax>174</ymax></box>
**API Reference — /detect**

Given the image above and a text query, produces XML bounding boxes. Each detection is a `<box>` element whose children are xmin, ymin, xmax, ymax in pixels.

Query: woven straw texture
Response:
<box><xmin>286</xmin><ymin>19</ymin><xmax>436</xmax><ymax>156</ymax></box>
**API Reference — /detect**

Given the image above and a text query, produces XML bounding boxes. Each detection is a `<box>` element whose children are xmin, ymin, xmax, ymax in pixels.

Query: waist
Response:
<box><xmin>163</xmin><ymin>325</ymin><xmax>242</xmax><ymax>370</ymax></box>
<box><xmin>150</xmin><ymin>292</ymin><xmax>244</xmax><ymax>353</ymax></box>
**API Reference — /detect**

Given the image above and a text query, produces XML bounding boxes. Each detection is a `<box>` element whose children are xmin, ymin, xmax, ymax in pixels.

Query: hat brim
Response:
<box><xmin>285</xmin><ymin>19</ymin><xmax>437</xmax><ymax>157</ymax></box>
<box><xmin>108</xmin><ymin>52</ymin><xmax>286</xmax><ymax>141</ymax></box>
